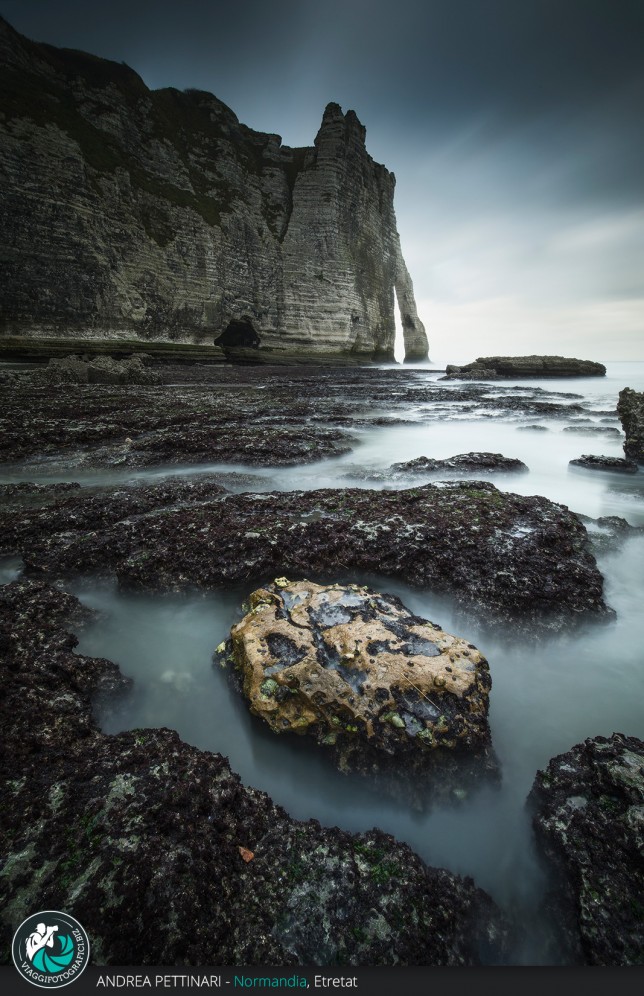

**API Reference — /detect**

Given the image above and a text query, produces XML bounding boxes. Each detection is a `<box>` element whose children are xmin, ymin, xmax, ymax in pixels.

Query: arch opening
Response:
<box><xmin>393</xmin><ymin>289</ymin><xmax>405</xmax><ymax>363</ymax></box>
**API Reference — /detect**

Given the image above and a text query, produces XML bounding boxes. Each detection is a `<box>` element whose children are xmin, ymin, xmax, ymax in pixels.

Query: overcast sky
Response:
<box><xmin>1</xmin><ymin>0</ymin><xmax>642</xmax><ymax>362</ymax></box>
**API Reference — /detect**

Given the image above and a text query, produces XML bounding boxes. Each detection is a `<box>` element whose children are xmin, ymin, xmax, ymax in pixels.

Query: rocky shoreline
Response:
<box><xmin>1</xmin><ymin>367</ymin><xmax>643</xmax><ymax>966</ymax></box>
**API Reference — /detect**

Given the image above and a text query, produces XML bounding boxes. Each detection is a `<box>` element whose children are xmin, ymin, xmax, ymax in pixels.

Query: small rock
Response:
<box><xmin>569</xmin><ymin>455</ymin><xmax>638</xmax><ymax>474</ymax></box>
<box><xmin>390</xmin><ymin>452</ymin><xmax>528</xmax><ymax>474</ymax></box>
<box><xmin>563</xmin><ymin>425</ymin><xmax>621</xmax><ymax>436</ymax></box>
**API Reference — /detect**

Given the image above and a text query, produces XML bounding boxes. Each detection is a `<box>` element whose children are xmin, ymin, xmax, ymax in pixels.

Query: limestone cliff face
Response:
<box><xmin>0</xmin><ymin>18</ymin><xmax>428</xmax><ymax>362</ymax></box>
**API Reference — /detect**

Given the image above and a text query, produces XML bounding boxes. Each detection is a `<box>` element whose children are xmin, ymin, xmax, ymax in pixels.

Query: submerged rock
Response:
<box><xmin>390</xmin><ymin>452</ymin><xmax>528</xmax><ymax>474</ymax></box>
<box><xmin>575</xmin><ymin>514</ymin><xmax>642</xmax><ymax>555</ymax></box>
<box><xmin>443</xmin><ymin>356</ymin><xmax>606</xmax><ymax>379</ymax></box>
<box><xmin>222</xmin><ymin>580</ymin><xmax>496</xmax><ymax>798</ymax></box>
<box><xmin>0</xmin><ymin>578</ymin><xmax>510</xmax><ymax>965</ymax></box>
<box><xmin>617</xmin><ymin>388</ymin><xmax>644</xmax><ymax>464</ymax></box>
<box><xmin>562</xmin><ymin>425</ymin><xmax>621</xmax><ymax>436</ymax></box>
<box><xmin>528</xmin><ymin>733</ymin><xmax>644</xmax><ymax>965</ymax></box>
<box><xmin>569</xmin><ymin>455</ymin><xmax>638</xmax><ymax>474</ymax></box>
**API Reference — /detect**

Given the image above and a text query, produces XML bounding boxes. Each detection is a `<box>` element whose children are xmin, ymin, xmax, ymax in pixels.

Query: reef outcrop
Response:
<box><xmin>0</xmin><ymin>18</ymin><xmax>427</xmax><ymax>363</ymax></box>
<box><xmin>0</xmin><ymin>578</ymin><xmax>509</xmax><ymax>965</ymax></box>
<box><xmin>529</xmin><ymin>733</ymin><xmax>644</xmax><ymax>965</ymax></box>
<box><xmin>31</xmin><ymin>354</ymin><xmax>160</xmax><ymax>385</ymax></box>
<box><xmin>442</xmin><ymin>356</ymin><xmax>606</xmax><ymax>380</ymax></box>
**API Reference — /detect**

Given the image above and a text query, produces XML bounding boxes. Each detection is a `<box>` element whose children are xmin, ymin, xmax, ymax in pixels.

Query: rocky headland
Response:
<box><xmin>0</xmin><ymin>17</ymin><xmax>427</xmax><ymax>363</ymax></box>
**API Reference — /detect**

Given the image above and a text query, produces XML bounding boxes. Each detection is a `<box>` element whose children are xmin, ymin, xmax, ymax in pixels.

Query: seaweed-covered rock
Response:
<box><xmin>1</xmin><ymin>480</ymin><xmax>612</xmax><ymax>635</ymax></box>
<box><xmin>390</xmin><ymin>452</ymin><xmax>528</xmax><ymax>474</ymax></box>
<box><xmin>528</xmin><ymin>733</ymin><xmax>644</xmax><ymax>965</ymax></box>
<box><xmin>569</xmin><ymin>455</ymin><xmax>638</xmax><ymax>474</ymax></box>
<box><xmin>222</xmin><ymin>580</ymin><xmax>495</xmax><ymax>796</ymax></box>
<box><xmin>0</xmin><ymin>578</ymin><xmax>510</xmax><ymax>966</ymax></box>
<box><xmin>617</xmin><ymin>388</ymin><xmax>644</xmax><ymax>464</ymax></box>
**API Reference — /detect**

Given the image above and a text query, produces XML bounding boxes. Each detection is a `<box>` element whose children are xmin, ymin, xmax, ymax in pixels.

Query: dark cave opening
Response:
<box><xmin>215</xmin><ymin>318</ymin><xmax>261</xmax><ymax>349</ymax></box>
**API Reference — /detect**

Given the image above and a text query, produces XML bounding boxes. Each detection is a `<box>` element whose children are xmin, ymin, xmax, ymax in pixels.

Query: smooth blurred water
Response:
<box><xmin>3</xmin><ymin>360</ymin><xmax>644</xmax><ymax>963</ymax></box>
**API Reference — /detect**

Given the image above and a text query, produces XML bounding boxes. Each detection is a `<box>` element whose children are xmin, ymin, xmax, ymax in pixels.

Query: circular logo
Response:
<box><xmin>12</xmin><ymin>911</ymin><xmax>90</xmax><ymax>988</ymax></box>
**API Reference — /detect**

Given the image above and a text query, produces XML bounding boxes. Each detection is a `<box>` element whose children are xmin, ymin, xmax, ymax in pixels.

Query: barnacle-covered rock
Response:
<box><xmin>222</xmin><ymin>579</ymin><xmax>497</xmax><ymax>800</ymax></box>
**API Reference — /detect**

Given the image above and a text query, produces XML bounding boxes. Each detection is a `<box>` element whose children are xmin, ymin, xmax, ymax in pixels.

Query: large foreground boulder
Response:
<box><xmin>443</xmin><ymin>356</ymin><xmax>606</xmax><ymax>379</ymax></box>
<box><xmin>0</xmin><ymin>579</ymin><xmax>510</xmax><ymax>965</ymax></box>
<box><xmin>617</xmin><ymin>388</ymin><xmax>644</xmax><ymax>464</ymax></box>
<box><xmin>221</xmin><ymin>580</ymin><xmax>496</xmax><ymax>800</ymax></box>
<box><xmin>528</xmin><ymin>733</ymin><xmax>644</xmax><ymax>965</ymax></box>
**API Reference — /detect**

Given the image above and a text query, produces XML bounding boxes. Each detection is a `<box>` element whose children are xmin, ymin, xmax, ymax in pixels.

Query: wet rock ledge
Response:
<box><xmin>0</xmin><ymin>579</ymin><xmax>510</xmax><ymax>966</ymax></box>
<box><xmin>0</xmin><ymin>479</ymin><xmax>612</xmax><ymax>635</ymax></box>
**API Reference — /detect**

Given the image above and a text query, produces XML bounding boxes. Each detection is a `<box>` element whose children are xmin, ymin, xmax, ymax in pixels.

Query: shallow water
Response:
<box><xmin>4</xmin><ymin>360</ymin><xmax>644</xmax><ymax>963</ymax></box>
<box><xmin>70</xmin><ymin>531</ymin><xmax>644</xmax><ymax>964</ymax></box>
<box><xmin>3</xmin><ymin>364</ymin><xmax>643</xmax><ymax>526</ymax></box>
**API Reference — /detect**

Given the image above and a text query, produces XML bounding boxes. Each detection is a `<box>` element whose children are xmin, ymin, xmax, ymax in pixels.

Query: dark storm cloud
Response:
<box><xmin>3</xmin><ymin>1</ymin><xmax>642</xmax><ymax>133</ymax></box>
<box><xmin>1</xmin><ymin>0</ymin><xmax>642</xmax><ymax>358</ymax></box>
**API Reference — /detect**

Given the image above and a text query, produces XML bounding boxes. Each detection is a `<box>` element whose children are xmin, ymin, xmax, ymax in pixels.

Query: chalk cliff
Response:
<box><xmin>0</xmin><ymin>18</ymin><xmax>428</xmax><ymax>362</ymax></box>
